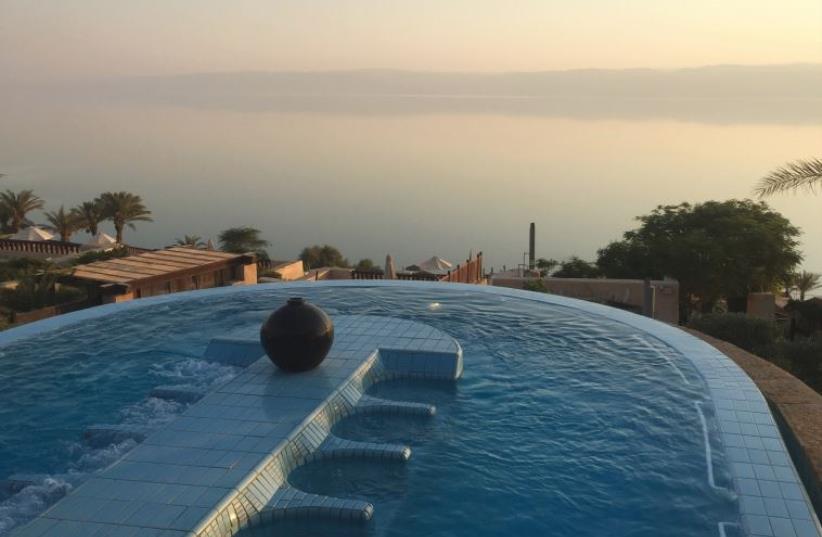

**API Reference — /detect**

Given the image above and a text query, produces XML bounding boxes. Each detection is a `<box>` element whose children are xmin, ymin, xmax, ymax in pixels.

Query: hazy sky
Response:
<box><xmin>2</xmin><ymin>0</ymin><xmax>821</xmax><ymax>79</ymax></box>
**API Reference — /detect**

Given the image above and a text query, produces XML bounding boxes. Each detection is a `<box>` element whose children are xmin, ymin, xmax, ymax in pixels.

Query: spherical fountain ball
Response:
<box><xmin>260</xmin><ymin>297</ymin><xmax>334</xmax><ymax>372</ymax></box>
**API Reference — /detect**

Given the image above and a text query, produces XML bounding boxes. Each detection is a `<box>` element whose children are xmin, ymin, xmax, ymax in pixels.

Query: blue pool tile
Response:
<box><xmin>125</xmin><ymin>503</ymin><xmax>186</xmax><ymax>527</ymax></box>
<box><xmin>793</xmin><ymin>519</ymin><xmax>822</xmax><ymax>537</ymax></box>
<box><xmin>779</xmin><ymin>482</ymin><xmax>805</xmax><ymax>501</ymax></box>
<box><xmin>740</xmin><ymin>496</ymin><xmax>767</xmax><ymax>515</ymax></box>
<box><xmin>785</xmin><ymin>500</ymin><xmax>813</xmax><ymax>520</ymax></box>
<box><xmin>769</xmin><ymin>517</ymin><xmax>798</xmax><ymax>537</ymax></box>
<box><xmin>753</xmin><ymin>464</ymin><xmax>778</xmax><ymax>481</ymax></box>
<box><xmin>772</xmin><ymin>466</ymin><xmax>798</xmax><ymax>483</ymax></box>
<box><xmin>737</xmin><ymin>478</ymin><xmax>762</xmax><ymax>496</ymax></box>
<box><xmin>746</xmin><ymin>514</ymin><xmax>774</xmax><ymax>536</ymax></box>
<box><xmin>763</xmin><ymin>497</ymin><xmax>790</xmax><ymax>518</ymax></box>
<box><xmin>759</xmin><ymin>480</ymin><xmax>784</xmax><ymax>499</ymax></box>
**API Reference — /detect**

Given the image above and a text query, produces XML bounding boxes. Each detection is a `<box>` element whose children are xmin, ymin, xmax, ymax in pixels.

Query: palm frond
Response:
<box><xmin>755</xmin><ymin>158</ymin><xmax>822</xmax><ymax>197</ymax></box>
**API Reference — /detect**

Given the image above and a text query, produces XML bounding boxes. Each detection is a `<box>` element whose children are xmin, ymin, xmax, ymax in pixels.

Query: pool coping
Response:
<box><xmin>685</xmin><ymin>329</ymin><xmax>822</xmax><ymax>518</ymax></box>
<box><xmin>3</xmin><ymin>280</ymin><xmax>822</xmax><ymax>537</ymax></box>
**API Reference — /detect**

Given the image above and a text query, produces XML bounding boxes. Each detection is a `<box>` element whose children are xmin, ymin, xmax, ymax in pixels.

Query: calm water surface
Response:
<box><xmin>1</xmin><ymin>96</ymin><xmax>821</xmax><ymax>270</ymax></box>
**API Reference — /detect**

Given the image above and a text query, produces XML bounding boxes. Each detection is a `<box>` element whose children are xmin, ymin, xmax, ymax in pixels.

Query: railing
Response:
<box><xmin>257</xmin><ymin>259</ymin><xmax>273</xmax><ymax>273</ymax></box>
<box><xmin>396</xmin><ymin>272</ymin><xmax>441</xmax><ymax>281</ymax></box>
<box><xmin>0</xmin><ymin>239</ymin><xmax>82</xmax><ymax>256</ymax></box>
<box><xmin>0</xmin><ymin>239</ymin><xmax>151</xmax><ymax>258</ymax></box>
<box><xmin>124</xmin><ymin>245</ymin><xmax>154</xmax><ymax>256</ymax></box>
<box><xmin>351</xmin><ymin>269</ymin><xmax>384</xmax><ymax>280</ymax></box>
<box><xmin>10</xmin><ymin>298</ymin><xmax>90</xmax><ymax>325</ymax></box>
<box><xmin>439</xmin><ymin>252</ymin><xmax>484</xmax><ymax>284</ymax></box>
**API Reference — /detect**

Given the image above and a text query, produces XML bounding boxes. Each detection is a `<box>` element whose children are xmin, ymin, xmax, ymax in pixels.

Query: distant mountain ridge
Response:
<box><xmin>122</xmin><ymin>64</ymin><xmax>822</xmax><ymax>99</ymax></box>
<box><xmin>10</xmin><ymin>64</ymin><xmax>818</xmax><ymax>124</ymax></box>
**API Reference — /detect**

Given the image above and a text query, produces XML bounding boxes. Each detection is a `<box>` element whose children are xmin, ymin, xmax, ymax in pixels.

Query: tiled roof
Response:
<box><xmin>71</xmin><ymin>247</ymin><xmax>248</xmax><ymax>286</ymax></box>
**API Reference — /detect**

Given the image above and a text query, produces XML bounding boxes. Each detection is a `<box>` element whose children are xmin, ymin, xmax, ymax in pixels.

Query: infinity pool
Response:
<box><xmin>0</xmin><ymin>283</ymin><xmax>815</xmax><ymax>536</ymax></box>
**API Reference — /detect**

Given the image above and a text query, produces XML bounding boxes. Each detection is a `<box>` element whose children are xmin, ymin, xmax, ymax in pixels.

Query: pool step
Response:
<box><xmin>354</xmin><ymin>394</ymin><xmax>436</xmax><ymax>417</ymax></box>
<box><xmin>311</xmin><ymin>434</ymin><xmax>411</xmax><ymax>462</ymax></box>
<box><xmin>149</xmin><ymin>385</ymin><xmax>205</xmax><ymax>403</ymax></box>
<box><xmin>202</xmin><ymin>337</ymin><xmax>264</xmax><ymax>368</ymax></box>
<box><xmin>262</xmin><ymin>485</ymin><xmax>374</xmax><ymax>522</ymax></box>
<box><xmin>82</xmin><ymin>424</ymin><xmax>150</xmax><ymax>447</ymax></box>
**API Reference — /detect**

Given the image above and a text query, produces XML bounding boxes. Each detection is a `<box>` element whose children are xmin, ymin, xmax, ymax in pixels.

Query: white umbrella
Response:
<box><xmin>11</xmin><ymin>226</ymin><xmax>54</xmax><ymax>241</ymax></box>
<box><xmin>206</xmin><ymin>239</ymin><xmax>215</xmax><ymax>251</ymax></box>
<box><xmin>417</xmin><ymin>255</ymin><xmax>453</xmax><ymax>275</ymax></box>
<box><xmin>384</xmin><ymin>254</ymin><xmax>397</xmax><ymax>280</ymax></box>
<box><xmin>82</xmin><ymin>231</ymin><xmax>117</xmax><ymax>250</ymax></box>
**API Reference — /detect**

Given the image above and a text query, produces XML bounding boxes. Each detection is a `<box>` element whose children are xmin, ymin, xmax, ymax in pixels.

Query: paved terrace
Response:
<box><xmin>11</xmin><ymin>315</ymin><xmax>462</xmax><ymax>537</ymax></box>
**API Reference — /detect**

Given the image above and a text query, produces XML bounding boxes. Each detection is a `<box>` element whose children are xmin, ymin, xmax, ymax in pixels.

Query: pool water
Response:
<box><xmin>0</xmin><ymin>285</ymin><xmax>738</xmax><ymax>535</ymax></box>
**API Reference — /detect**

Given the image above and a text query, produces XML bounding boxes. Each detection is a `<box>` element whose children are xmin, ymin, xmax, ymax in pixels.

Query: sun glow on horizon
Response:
<box><xmin>2</xmin><ymin>0</ymin><xmax>820</xmax><ymax>80</ymax></box>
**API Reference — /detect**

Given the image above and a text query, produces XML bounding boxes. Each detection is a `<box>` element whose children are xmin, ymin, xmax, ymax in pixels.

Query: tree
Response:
<box><xmin>44</xmin><ymin>205</ymin><xmax>80</xmax><ymax>242</ymax></box>
<box><xmin>795</xmin><ymin>271</ymin><xmax>821</xmax><ymax>301</ymax></box>
<box><xmin>756</xmin><ymin>158</ymin><xmax>822</xmax><ymax>197</ymax></box>
<box><xmin>218</xmin><ymin>227</ymin><xmax>269</xmax><ymax>260</ymax></box>
<box><xmin>552</xmin><ymin>256</ymin><xmax>601</xmax><ymax>278</ymax></box>
<box><xmin>299</xmin><ymin>245</ymin><xmax>349</xmax><ymax>269</ymax></box>
<box><xmin>175</xmin><ymin>235</ymin><xmax>205</xmax><ymax>248</ymax></box>
<box><xmin>536</xmin><ymin>257</ymin><xmax>558</xmax><ymax>277</ymax></box>
<box><xmin>97</xmin><ymin>192</ymin><xmax>152</xmax><ymax>243</ymax></box>
<box><xmin>355</xmin><ymin>258</ymin><xmax>376</xmax><ymax>271</ymax></box>
<box><xmin>0</xmin><ymin>189</ymin><xmax>44</xmax><ymax>233</ymax></box>
<box><xmin>71</xmin><ymin>201</ymin><xmax>105</xmax><ymax>236</ymax></box>
<box><xmin>0</xmin><ymin>264</ymin><xmax>61</xmax><ymax>312</ymax></box>
<box><xmin>596</xmin><ymin>200</ymin><xmax>802</xmax><ymax>319</ymax></box>
<box><xmin>780</xmin><ymin>272</ymin><xmax>797</xmax><ymax>298</ymax></box>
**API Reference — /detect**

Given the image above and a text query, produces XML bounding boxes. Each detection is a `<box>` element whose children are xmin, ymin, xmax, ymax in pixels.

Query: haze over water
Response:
<box><xmin>2</xmin><ymin>0</ymin><xmax>821</xmax><ymax>270</ymax></box>
<box><xmin>2</xmin><ymin>66</ymin><xmax>822</xmax><ymax>271</ymax></box>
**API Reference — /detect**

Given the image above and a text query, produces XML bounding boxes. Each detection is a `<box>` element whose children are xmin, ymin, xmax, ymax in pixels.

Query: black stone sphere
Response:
<box><xmin>260</xmin><ymin>297</ymin><xmax>334</xmax><ymax>372</ymax></box>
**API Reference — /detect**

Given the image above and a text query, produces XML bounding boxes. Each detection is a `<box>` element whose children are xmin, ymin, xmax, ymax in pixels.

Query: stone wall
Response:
<box><xmin>490</xmin><ymin>276</ymin><xmax>679</xmax><ymax>324</ymax></box>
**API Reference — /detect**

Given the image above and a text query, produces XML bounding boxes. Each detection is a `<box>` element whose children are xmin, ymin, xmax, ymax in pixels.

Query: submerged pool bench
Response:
<box><xmin>12</xmin><ymin>315</ymin><xmax>462</xmax><ymax>537</ymax></box>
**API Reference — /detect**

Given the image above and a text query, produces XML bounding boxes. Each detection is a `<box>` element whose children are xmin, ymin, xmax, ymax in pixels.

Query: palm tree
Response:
<box><xmin>71</xmin><ymin>200</ymin><xmax>105</xmax><ymax>236</ymax></box>
<box><xmin>97</xmin><ymin>192</ymin><xmax>152</xmax><ymax>243</ymax></box>
<box><xmin>218</xmin><ymin>227</ymin><xmax>269</xmax><ymax>260</ymax></box>
<box><xmin>0</xmin><ymin>189</ymin><xmax>45</xmax><ymax>233</ymax></box>
<box><xmin>44</xmin><ymin>205</ymin><xmax>80</xmax><ymax>242</ymax></box>
<box><xmin>795</xmin><ymin>271</ymin><xmax>821</xmax><ymax>301</ymax></box>
<box><xmin>756</xmin><ymin>158</ymin><xmax>822</xmax><ymax>197</ymax></box>
<box><xmin>175</xmin><ymin>235</ymin><xmax>204</xmax><ymax>248</ymax></box>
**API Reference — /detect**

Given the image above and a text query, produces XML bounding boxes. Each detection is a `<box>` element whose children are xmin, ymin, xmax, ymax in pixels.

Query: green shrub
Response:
<box><xmin>523</xmin><ymin>279</ymin><xmax>548</xmax><ymax>293</ymax></box>
<box><xmin>774</xmin><ymin>336</ymin><xmax>822</xmax><ymax>391</ymax></box>
<box><xmin>73</xmin><ymin>247</ymin><xmax>130</xmax><ymax>266</ymax></box>
<box><xmin>55</xmin><ymin>284</ymin><xmax>85</xmax><ymax>304</ymax></box>
<box><xmin>688</xmin><ymin>313</ymin><xmax>782</xmax><ymax>355</ymax></box>
<box><xmin>0</xmin><ymin>258</ymin><xmax>50</xmax><ymax>282</ymax></box>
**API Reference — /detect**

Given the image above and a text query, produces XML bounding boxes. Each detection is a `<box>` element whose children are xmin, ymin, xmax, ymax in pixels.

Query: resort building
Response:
<box><xmin>68</xmin><ymin>247</ymin><xmax>258</xmax><ymax>304</ymax></box>
<box><xmin>258</xmin><ymin>259</ymin><xmax>306</xmax><ymax>281</ymax></box>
